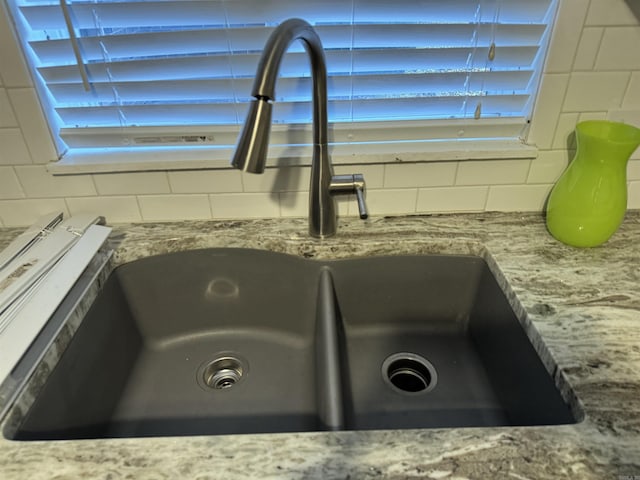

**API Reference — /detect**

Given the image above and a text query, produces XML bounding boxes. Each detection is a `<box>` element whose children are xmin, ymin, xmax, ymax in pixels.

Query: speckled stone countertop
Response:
<box><xmin>0</xmin><ymin>212</ymin><xmax>639</xmax><ymax>479</ymax></box>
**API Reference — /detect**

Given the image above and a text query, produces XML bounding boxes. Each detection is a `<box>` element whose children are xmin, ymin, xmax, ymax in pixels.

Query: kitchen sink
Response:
<box><xmin>6</xmin><ymin>248</ymin><xmax>579</xmax><ymax>440</ymax></box>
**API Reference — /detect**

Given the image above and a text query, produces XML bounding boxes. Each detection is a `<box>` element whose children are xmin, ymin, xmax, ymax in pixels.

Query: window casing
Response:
<box><xmin>6</xmin><ymin>0</ymin><xmax>559</xmax><ymax>172</ymax></box>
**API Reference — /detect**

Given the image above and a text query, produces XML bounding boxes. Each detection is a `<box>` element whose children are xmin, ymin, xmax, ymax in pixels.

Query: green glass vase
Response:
<box><xmin>546</xmin><ymin>120</ymin><xmax>640</xmax><ymax>247</ymax></box>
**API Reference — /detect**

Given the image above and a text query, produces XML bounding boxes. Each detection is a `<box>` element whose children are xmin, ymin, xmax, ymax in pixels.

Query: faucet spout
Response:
<box><xmin>231</xmin><ymin>18</ymin><xmax>365</xmax><ymax>238</ymax></box>
<box><xmin>231</xmin><ymin>19</ymin><xmax>328</xmax><ymax>174</ymax></box>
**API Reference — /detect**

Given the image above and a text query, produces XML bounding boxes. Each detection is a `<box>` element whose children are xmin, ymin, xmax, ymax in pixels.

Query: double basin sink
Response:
<box><xmin>8</xmin><ymin>248</ymin><xmax>579</xmax><ymax>440</ymax></box>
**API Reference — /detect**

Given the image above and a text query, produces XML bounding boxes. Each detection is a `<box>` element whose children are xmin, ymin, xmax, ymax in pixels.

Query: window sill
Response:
<box><xmin>47</xmin><ymin>139</ymin><xmax>538</xmax><ymax>175</ymax></box>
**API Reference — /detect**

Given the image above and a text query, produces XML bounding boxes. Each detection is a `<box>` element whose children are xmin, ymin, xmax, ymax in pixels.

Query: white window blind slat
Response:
<box><xmin>28</xmin><ymin>23</ymin><xmax>546</xmax><ymax>66</ymax></box>
<box><xmin>19</xmin><ymin>0</ymin><xmax>552</xmax><ymax>30</ymax></box>
<box><xmin>47</xmin><ymin>70</ymin><xmax>534</xmax><ymax>106</ymax></box>
<box><xmin>38</xmin><ymin>48</ymin><xmax>539</xmax><ymax>85</ymax></box>
<box><xmin>54</xmin><ymin>94</ymin><xmax>530</xmax><ymax>127</ymax></box>
<box><xmin>8</xmin><ymin>0</ymin><xmax>558</xmax><ymax>154</ymax></box>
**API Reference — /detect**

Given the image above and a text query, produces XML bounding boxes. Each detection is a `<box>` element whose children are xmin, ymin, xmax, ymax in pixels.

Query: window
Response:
<box><xmin>7</xmin><ymin>0</ymin><xmax>558</xmax><ymax>171</ymax></box>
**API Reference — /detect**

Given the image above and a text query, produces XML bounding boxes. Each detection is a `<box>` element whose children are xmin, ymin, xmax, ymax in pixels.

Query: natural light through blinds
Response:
<box><xmin>10</xmin><ymin>0</ymin><xmax>558</xmax><ymax>154</ymax></box>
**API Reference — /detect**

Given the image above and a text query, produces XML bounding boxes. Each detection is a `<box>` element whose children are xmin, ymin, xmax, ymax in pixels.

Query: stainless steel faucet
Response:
<box><xmin>231</xmin><ymin>18</ymin><xmax>367</xmax><ymax>238</ymax></box>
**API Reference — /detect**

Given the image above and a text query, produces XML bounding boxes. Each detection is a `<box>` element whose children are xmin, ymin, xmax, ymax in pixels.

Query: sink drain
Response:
<box><xmin>382</xmin><ymin>353</ymin><xmax>437</xmax><ymax>394</ymax></box>
<box><xmin>198</xmin><ymin>354</ymin><xmax>247</xmax><ymax>391</ymax></box>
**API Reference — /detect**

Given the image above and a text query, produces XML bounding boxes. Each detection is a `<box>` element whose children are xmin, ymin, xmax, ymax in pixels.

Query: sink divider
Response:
<box><xmin>314</xmin><ymin>267</ymin><xmax>347</xmax><ymax>431</ymax></box>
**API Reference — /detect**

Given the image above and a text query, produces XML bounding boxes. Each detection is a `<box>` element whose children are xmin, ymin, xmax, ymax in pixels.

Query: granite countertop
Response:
<box><xmin>0</xmin><ymin>212</ymin><xmax>639</xmax><ymax>479</ymax></box>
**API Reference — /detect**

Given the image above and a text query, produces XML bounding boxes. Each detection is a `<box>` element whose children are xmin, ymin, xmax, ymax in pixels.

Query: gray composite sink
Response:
<box><xmin>7</xmin><ymin>248</ymin><xmax>579</xmax><ymax>440</ymax></box>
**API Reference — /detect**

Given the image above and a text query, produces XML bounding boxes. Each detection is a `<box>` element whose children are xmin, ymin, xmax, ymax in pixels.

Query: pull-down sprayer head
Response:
<box><xmin>231</xmin><ymin>98</ymin><xmax>273</xmax><ymax>173</ymax></box>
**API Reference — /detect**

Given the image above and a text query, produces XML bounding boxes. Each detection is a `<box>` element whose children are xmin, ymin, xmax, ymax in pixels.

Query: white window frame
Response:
<box><xmin>4</xmin><ymin>0</ymin><xmax>558</xmax><ymax>175</ymax></box>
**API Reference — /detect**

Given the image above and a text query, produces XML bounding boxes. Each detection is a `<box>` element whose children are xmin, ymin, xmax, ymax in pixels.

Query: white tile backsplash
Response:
<box><xmin>279</xmin><ymin>191</ymin><xmax>308</xmax><ymax>218</ymax></box>
<box><xmin>279</xmin><ymin>191</ymin><xmax>354</xmax><ymax>218</ymax></box>
<box><xmin>0</xmin><ymin>166</ymin><xmax>24</xmax><ymax>199</ymax></box>
<box><xmin>335</xmin><ymin>196</ymin><xmax>353</xmax><ymax>218</ymax></box>
<box><xmin>623</xmin><ymin>73</ymin><xmax>640</xmax><ymax>108</ymax></box>
<box><xmin>417</xmin><ymin>186</ymin><xmax>488</xmax><ymax>213</ymax></box>
<box><xmin>138</xmin><ymin>195</ymin><xmax>212</xmax><ymax>221</ymax></box>
<box><xmin>94</xmin><ymin>172</ymin><xmax>171</xmax><ymax>195</ymax></box>
<box><xmin>572</xmin><ymin>27</ymin><xmax>604</xmax><ymax>71</ymax></box>
<box><xmin>609</xmin><ymin>110</ymin><xmax>640</xmax><ymax>160</ymax></box>
<box><xmin>0</xmin><ymin>3</ymin><xmax>32</xmax><ymax>88</ymax></box>
<box><xmin>563</xmin><ymin>72</ymin><xmax>630</xmax><ymax>112</ymax></box>
<box><xmin>0</xmin><ymin>128</ymin><xmax>31</xmax><ymax>165</ymax></box>
<box><xmin>0</xmin><ymin>89</ymin><xmax>18</xmax><ymax>128</ymax></box>
<box><xmin>595</xmin><ymin>27</ymin><xmax>640</xmax><ymax>71</ymax></box>
<box><xmin>365</xmin><ymin>189</ymin><xmax>417</xmax><ymax>215</ymax></box>
<box><xmin>585</xmin><ymin>0</ymin><xmax>640</xmax><ymax>27</ymax></box>
<box><xmin>486</xmin><ymin>184</ymin><xmax>553</xmax><ymax>212</ymax></box>
<box><xmin>527</xmin><ymin>74</ymin><xmax>570</xmax><ymax>149</ymax></box>
<box><xmin>545</xmin><ymin>0</ymin><xmax>590</xmax><ymax>73</ymax></box>
<box><xmin>169</xmin><ymin>170</ymin><xmax>243</xmax><ymax>193</ymax></box>
<box><xmin>628</xmin><ymin>181</ymin><xmax>640</xmax><ymax>208</ymax></box>
<box><xmin>552</xmin><ymin>113</ymin><xmax>580</xmax><ymax>149</ymax></box>
<box><xmin>456</xmin><ymin>160</ymin><xmax>530</xmax><ymax>186</ymax></box>
<box><xmin>210</xmin><ymin>192</ymin><xmax>280</xmax><ymax>219</ymax></box>
<box><xmin>334</xmin><ymin>164</ymin><xmax>385</xmax><ymax>189</ymax></box>
<box><xmin>15</xmin><ymin>165</ymin><xmax>96</xmax><ymax>197</ymax></box>
<box><xmin>0</xmin><ymin>1</ymin><xmax>639</xmax><ymax>227</ymax></box>
<box><xmin>6</xmin><ymin>88</ymin><xmax>57</xmax><ymax>163</ymax></box>
<box><xmin>610</xmin><ymin>108</ymin><xmax>640</xmax><ymax>120</ymax></box>
<box><xmin>241</xmin><ymin>167</ymin><xmax>310</xmax><ymax>193</ymax></box>
<box><xmin>578</xmin><ymin>112</ymin><xmax>608</xmax><ymax>122</ymax></box>
<box><xmin>384</xmin><ymin>162</ymin><xmax>456</xmax><ymax>188</ymax></box>
<box><xmin>66</xmin><ymin>196</ymin><xmax>142</xmax><ymax>223</ymax></box>
<box><xmin>528</xmin><ymin>150</ymin><xmax>569</xmax><ymax>184</ymax></box>
<box><xmin>0</xmin><ymin>198</ymin><xmax>69</xmax><ymax>226</ymax></box>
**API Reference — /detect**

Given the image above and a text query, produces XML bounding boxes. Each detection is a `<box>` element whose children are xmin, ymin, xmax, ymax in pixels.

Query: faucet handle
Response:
<box><xmin>352</xmin><ymin>174</ymin><xmax>368</xmax><ymax>220</ymax></box>
<box><xmin>329</xmin><ymin>174</ymin><xmax>368</xmax><ymax>220</ymax></box>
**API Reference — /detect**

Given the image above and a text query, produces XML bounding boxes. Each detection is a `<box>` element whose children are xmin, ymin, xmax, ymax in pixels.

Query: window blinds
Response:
<box><xmin>11</xmin><ymin>0</ymin><xmax>557</xmax><ymax>153</ymax></box>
